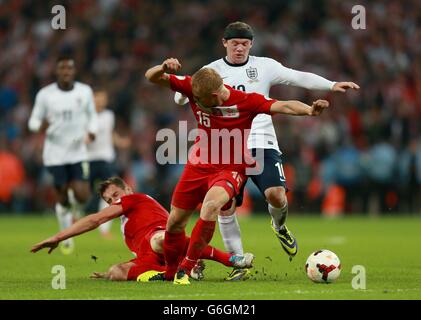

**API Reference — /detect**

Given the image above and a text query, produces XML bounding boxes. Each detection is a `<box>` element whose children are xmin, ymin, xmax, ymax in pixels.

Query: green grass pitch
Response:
<box><xmin>0</xmin><ymin>213</ymin><xmax>420</xmax><ymax>300</ymax></box>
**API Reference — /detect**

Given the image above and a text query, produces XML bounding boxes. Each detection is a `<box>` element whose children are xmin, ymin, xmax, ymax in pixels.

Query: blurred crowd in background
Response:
<box><xmin>0</xmin><ymin>0</ymin><xmax>420</xmax><ymax>215</ymax></box>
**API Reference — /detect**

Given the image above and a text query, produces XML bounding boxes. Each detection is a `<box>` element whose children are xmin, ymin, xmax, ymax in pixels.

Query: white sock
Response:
<box><xmin>268</xmin><ymin>203</ymin><xmax>288</xmax><ymax>231</ymax></box>
<box><xmin>55</xmin><ymin>202</ymin><xmax>74</xmax><ymax>246</ymax></box>
<box><xmin>55</xmin><ymin>203</ymin><xmax>73</xmax><ymax>229</ymax></box>
<box><xmin>98</xmin><ymin>199</ymin><xmax>112</xmax><ymax>234</ymax></box>
<box><xmin>218</xmin><ymin>213</ymin><xmax>243</xmax><ymax>255</ymax></box>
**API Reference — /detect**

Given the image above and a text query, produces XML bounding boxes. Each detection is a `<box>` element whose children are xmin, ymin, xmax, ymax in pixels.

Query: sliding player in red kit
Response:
<box><xmin>31</xmin><ymin>177</ymin><xmax>253</xmax><ymax>282</ymax></box>
<box><xmin>145</xmin><ymin>58</ymin><xmax>329</xmax><ymax>284</ymax></box>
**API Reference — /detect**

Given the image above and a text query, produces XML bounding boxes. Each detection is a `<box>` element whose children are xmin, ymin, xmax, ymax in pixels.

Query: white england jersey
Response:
<box><xmin>87</xmin><ymin>109</ymin><xmax>115</xmax><ymax>162</ymax></box>
<box><xmin>28</xmin><ymin>82</ymin><xmax>98</xmax><ymax>166</ymax></box>
<box><xmin>175</xmin><ymin>55</ymin><xmax>335</xmax><ymax>152</ymax></box>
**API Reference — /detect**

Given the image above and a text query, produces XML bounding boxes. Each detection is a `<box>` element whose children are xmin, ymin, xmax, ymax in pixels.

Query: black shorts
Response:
<box><xmin>89</xmin><ymin>160</ymin><xmax>116</xmax><ymax>189</ymax></box>
<box><xmin>236</xmin><ymin>148</ymin><xmax>287</xmax><ymax>206</ymax></box>
<box><xmin>46</xmin><ymin>162</ymin><xmax>90</xmax><ymax>189</ymax></box>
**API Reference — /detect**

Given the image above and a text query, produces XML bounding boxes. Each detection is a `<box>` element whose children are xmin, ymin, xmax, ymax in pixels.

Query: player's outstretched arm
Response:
<box><xmin>270</xmin><ymin>99</ymin><xmax>329</xmax><ymax>116</ymax></box>
<box><xmin>145</xmin><ymin>58</ymin><xmax>182</xmax><ymax>88</ymax></box>
<box><xmin>271</xmin><ymin>60</ymin><xmax>360</xmax><ymax>92</ymax></box>
<box><xmin>332</xmin><ymin>82</ymin><xmax>360</xmax><ymax>92</ymax></box>
<box><xmin>30</xmin><ymin>205</ymin><xmax>123</xmax><ymax>254</ymax></box>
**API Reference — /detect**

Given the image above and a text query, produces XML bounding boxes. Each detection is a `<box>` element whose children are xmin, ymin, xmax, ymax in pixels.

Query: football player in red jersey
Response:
<box><xmin>30</xmin><ymin>177</ymin><xmax>254</xmax><ymax>282</ymax></box>
<box><xmin>145</xmin><ymin>58</ymin><xmax>329</xmax><ymax>284</ymax></box>
<box><xmin>175</xmin><ymin>23</ymin><xmax>359</xmax><ymax>280</ymax></box>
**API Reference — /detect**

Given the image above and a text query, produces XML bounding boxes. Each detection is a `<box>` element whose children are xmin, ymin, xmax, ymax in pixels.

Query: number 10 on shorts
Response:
<box><xmin>275</xmin><ymin>163</ymin><xmax>286</xmax><ymax>181</ymax></box>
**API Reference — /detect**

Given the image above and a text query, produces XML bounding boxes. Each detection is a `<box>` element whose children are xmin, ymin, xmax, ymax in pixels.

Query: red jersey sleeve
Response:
<box><xmin>118</xmin><ymin>194</ymin><xmax>144</xmax><ymax>212</ymax></box>
<box><xmin>169</xmin><ymin>74</ymin><xmax>193</xmax><ymax>97</ymax></box>
<box><xmin>246</xmin><ymin>92</ymin><xmax>277</xmax><ymax>115</ymax></box>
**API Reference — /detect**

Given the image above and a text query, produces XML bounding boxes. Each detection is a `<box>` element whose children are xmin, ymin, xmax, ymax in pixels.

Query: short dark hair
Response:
<box><xmin>223</xmin><ymin>21</ymin><xmax>254</xmax><ymax>40</ymax></box>
<box><xmin>98</xmin><ymin>177</ymin><xmax>127</xmax><ymax>196</ymax></box>
<box><xmin>56</xmin><ymin>54</ymin><xmax>74</xmax><ymax>64</ymax></box>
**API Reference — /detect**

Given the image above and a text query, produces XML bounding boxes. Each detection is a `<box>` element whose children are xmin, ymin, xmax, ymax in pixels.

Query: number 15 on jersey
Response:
<box><xmin>197</xmin><ymin>111</ymin><xmax>210</xmax><ymax>127</ymax></box>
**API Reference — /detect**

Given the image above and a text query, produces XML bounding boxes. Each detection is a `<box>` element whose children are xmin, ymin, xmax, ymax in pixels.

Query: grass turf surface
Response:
<box><xmin>0</xmin><ymin>213</ymin><xmax>420</xmax><ymax>300</ymax></box>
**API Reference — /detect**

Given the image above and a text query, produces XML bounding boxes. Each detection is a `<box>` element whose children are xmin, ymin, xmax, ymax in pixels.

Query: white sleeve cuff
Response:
<box><xmin>174</xmin><ymin>92</ymin><xmax>188</xmax><ymax>105</ymax></box>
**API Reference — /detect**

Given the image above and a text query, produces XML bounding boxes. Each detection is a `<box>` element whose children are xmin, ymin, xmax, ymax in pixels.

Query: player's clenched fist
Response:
<box><xmin>162</xmin><ymin>58</ymin><xmax>181</xmax><ymax>73</ymax></box>
<box><xmin>310</xmin><ymin>99</ymin><xmax>329</xmax><ymax>116</ymax></box>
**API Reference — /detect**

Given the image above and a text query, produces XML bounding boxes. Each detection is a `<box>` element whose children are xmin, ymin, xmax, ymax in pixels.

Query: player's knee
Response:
<box><xmin>265</xmin><ymin>187</ymin><xmax>287</xmax><ymax>208</ymax></box>
<box><xmin>72</xmin><ymin>184</ymin><xmax>91</xmax><ymax>203</ymax></box>
<box><xmin>108</xmin><ymin>264</ymin><xmax>127</xmax><ymax>281</ymax></box>
<box><xmin>167</xmin><ymin>213</ymin><xmax>188</xmax><ymax>233</ymax></box>
<box><xmin>219</xmin><ymin>206</ymin><xmax>235</xmax><ymax>216</ymax></box>
<box><xmin>56</xmin><ymin>187</ymin><xmax>69</xmax><ymax>205</ymax></box>
<box><xmin>167</xmin><ymin>207</ymin><xmax>195</xmax><ymax>233</ymax></box>
<box><xmin>219</xmin><ymin>199</ymin><xmax>236</xmax><ymax>216</ymax></box>
<box><xmin>150</xmin><ymin>231</ymin><xmax>164</xmax><ymax>254</ymax></box>
<box><xmin>202</xmin><ymin>200</ymin><xmax>220</xmax><ymax>220</ymax></box>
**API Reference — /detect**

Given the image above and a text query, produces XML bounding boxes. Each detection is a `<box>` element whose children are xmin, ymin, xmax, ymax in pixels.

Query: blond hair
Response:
<box><xmin>191</xmin><ymin>68</ymin><xmax>223</xmax><ymax>97</ymax></box>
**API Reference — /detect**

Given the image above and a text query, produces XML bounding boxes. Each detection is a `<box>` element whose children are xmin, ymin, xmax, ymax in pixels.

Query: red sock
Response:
<box><xmin>183</xmin><ymin>236</ymin><xmax>190</xmax><ymax>256</ymax></box>
<box><xmin>163</xmin><ymin>230</ymin><xmax>186</xmax><ymax>280</ymax></box>
<box><xmin>201</xmin><ymin>245</ymin><xmax>232</xmax><ymax>267</ymax></box>
<box><xmin>183</xmin><ymin>237</ymin><xmax>232</xmax><ymax>267</ymax></box>
<box><xmin>180</xmin><ymin>218</ymin><xmax>215</xmax><ymax>273</ymax></box>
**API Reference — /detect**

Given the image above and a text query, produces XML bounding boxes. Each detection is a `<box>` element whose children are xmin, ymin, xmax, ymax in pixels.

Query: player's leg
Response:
<box><xmin>195</xmin><ymin>240</ymin><xmax>254</xmax><ymax>277</ymax></box>
<box><xmin>90</xmin><ymin>261</ymin><xmax>136</xmax><ymax>281</ymax></box>
<box><xmin>47</xmin><ymin>165</ymin><xmax>75</xmax><ymax>254</ymax></box>
<box><xmin>218</xmin><ymin>187</ymin><xmax>253</xmax><ymax>281</ymax></box>
<box><xmin>68</xmin><ymin>161</ymin><xmax>91</xmax><ymax>221</ymax></box>
<box><xmin>177</xmin><ymin>169</ymin><xmax>249</xmax><ymax>284</ymax></box>
<box><xmin>129</xmin><ymin>254</ymin><xmax>167</xmax><ymax>282</ymax></box>
<box><xmin>150</xmin><ymin>230</ymin><xmax>165</xmax><ymax>254</ymax></box>
<box><xmin>189</xmin><ymin>248</ymin><xmax>254</xmax><ymax>282</ymax></box>
<box><xmin>150</xmin><ymin>230</ymin><xmax>253</xmax><ymax>281</ymax></box>
<box><xmin>151</xmin><ymin>230</ymin><xmax>238</xmax><ymax>280</ymax></box>
<box><xmin>108</xmin><ymin>262</ymin><xmax>135</xmax><ymax>281</ymax></box>
<box><xmin>175</xmin><ymin>185</ymin><xmax>230</xmax><ymax>284</ymax></box>
<box><xmin>218</xmin><ymin>190</ymin><xmax>244</xmax><ymax>255</ymax></box>
<box><xmin>93</xmin><ymin>229</ymin><xmax>167</xmax><ymax>282</ymax></box>
<box><xmin>216</xmin><ymin>149</ymin><xmax>272</xmax><ymax>258</ymax></box>
<box><xmin>252</xmin><ymin>148</ymin><xmax>297</xmax><ymax>258</ymax></box>
<box><xmin>85</xmin><ymin>161</ymin><xmax>99</xmax><ymax>214</ymax></box>
<box><xmin>164</xmin><ymin>206</ymin><xmax>194</xmax><ymax>281</ymax></box>
<box><xmin>137</xmin><ymin>230</ymin><xmax>172</xmax><ymax>282</ymax></box>
<box><xmin>266</xmin><ymin>185</ymin><xmax>297</xmax><ymax>257</ymax></box>
<box><xmin>165</xmin><ymin>165</ymin><xmax>207</xmax><ymax>282</ymax></box>
<box><xmin>56</xmin><ymin>185</ymin><xmax>76</xmax><ymax>254</ymax></box>
<box><xmin>101</xmin><ymin>230</ymin><xmax>167</xmax><ymax>283</ymax></box>
<box><xmin>265</xmin><ymin>185</ymin><xmax>288</xmax><ymax>228</ymax></box>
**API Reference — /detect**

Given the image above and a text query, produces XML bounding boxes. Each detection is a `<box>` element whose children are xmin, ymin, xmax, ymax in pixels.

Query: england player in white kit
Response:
<box><xmin>175</xmin><ymin>22</ymin><xmax>359</xmax><ymax>280</ymax></box>
<box><xmin>28</xmin><ymin>56</ymin><xmax>98</xmax><ymax>254</ymax></box>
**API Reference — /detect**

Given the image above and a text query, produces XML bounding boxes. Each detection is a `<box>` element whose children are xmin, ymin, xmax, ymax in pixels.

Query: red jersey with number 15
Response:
<box><xmin>169</xmin><ymin>74</ymin><xmax>277</xmax><ymax>173</ymax></box>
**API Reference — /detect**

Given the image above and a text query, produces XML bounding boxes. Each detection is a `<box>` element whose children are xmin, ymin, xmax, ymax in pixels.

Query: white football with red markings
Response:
<box><xmin>305</xmin><ymin>249</ymin><xmax>341</xmax><ymax>283</ymax></box>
